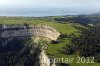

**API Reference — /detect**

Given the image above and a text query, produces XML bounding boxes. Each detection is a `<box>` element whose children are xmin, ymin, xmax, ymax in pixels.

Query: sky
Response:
<box><xmin>0</xmin><ymin>0</ymin><xmax>100</xmax><ymax>16</ymax></box>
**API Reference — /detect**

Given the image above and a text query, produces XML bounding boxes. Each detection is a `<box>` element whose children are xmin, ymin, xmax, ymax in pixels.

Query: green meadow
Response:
<box><xmin>0</xmin><ymin>17</ymin><xmax>99</xmax><ymax>66</ymax></box>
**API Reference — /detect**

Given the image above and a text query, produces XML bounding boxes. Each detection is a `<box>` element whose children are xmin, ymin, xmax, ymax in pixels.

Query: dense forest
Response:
<box><xmin>0</xmin><ymin>37</ymin><xmax>42</xmax><ymax>66</ymax></box>
<box><xmin>60</xmin><ymin>25</ymin><xmax>100</xmax><ymax>62</ymax></box>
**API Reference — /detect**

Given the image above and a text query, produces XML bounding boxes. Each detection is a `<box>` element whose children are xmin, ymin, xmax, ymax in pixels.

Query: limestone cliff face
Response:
<box><xmin>0</xmin><ymin>24</ymin><xmax>60</xmax><ymax>66</ymax></box>
<box><xmin>0</xmin><ymin>25</ymin><xmax>60</xmax><ymax>40</ymax></box>
<box><xmin>39</xmin><ymin>50</ymin><xmax>50</xmax><ymax>66</ymax></box>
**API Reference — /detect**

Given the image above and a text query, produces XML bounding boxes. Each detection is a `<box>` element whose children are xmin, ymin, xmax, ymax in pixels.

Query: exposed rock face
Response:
<box><xmin>39</xmin><ymin>50</ymin><xmax>50</xmax><ymax>66</ymax></box>
<box><xmin>0</xmin><ymin>24</ymin><xmax>60</xmax><ymax>66</ymax></box>
<box><xmin>0</xmin><ymin>25</ymin><xmax>60</xmax><ymax>40</ymax></box>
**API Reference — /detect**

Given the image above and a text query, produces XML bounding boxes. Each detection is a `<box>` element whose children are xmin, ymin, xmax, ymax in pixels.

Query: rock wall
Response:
<box><xmin>0</xmin><ymin>24</ymin><xmax>59</xmax><ymax>66</ymax></box>
<box><xmin>0</xmin><ymin>25</ymin><xmax>60</xmax><ymax>40</ymax></box>
<box><xmin>39</xmin><ymin>50</ymin><xmax>50</xmax><ymax>66</ymax></box>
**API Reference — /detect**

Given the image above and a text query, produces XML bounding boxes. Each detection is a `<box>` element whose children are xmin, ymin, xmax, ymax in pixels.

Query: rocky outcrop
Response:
<box><xmin>0</xmin><ymin>25</ymin><xmax>60</xmax><ymax>40</ymax></box>
<box><xmin>0</xmin><ymin>24</ymin><xmax>60</xmax><ymax>66</ymax></box>
<box><xmin>39</xmin><ymin>50</ymin><xmax>50</xmax><ymax>66</ymax></box>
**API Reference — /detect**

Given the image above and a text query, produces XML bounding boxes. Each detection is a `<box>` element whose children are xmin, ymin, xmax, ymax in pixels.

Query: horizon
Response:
<box><xmin>0</xmin><ymin>0</ymin><xmax>100</xmax><ymax>16</ymax></box>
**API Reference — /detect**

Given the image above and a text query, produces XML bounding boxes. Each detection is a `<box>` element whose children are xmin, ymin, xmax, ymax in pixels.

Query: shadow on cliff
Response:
<box><xmin>0</xmin><ymin>37</ymin><xmax>38</xmax><ymax>66</ymax></box>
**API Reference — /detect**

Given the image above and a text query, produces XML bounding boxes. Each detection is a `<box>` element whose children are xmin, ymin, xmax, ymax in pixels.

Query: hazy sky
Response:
<box><xmin>0</xmin><ymin>0</ymin><xmax>100</xmax><ymax>8</ymax></box>
<box><xmin>0</xmin><ymin>0</ymin><xmax>100</xmax><ymax>16</ymax></box>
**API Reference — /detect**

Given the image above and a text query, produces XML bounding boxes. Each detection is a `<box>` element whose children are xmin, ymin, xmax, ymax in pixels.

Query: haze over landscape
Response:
<box><xmin>0</xmin><ymin>0</ymin><xmax>100</xmax><ymax>16</ymax></box>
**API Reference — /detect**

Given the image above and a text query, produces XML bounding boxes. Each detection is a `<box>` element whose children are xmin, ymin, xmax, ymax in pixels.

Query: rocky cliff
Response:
<box><xmin>0</xmin><ymin>24</ymin><xmax>60</xmax><ymax>40</ymax></box>
<box><xmin>0</xmin><ymin>24</ymin><xmax>60</xmax><ymax>66</ymax></box>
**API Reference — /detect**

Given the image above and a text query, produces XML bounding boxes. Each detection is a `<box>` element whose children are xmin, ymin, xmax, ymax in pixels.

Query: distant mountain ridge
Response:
<box><xmin>90</xmin><ymin>12</ymin><xmax>100</xmax><ymax>16</ymax></box>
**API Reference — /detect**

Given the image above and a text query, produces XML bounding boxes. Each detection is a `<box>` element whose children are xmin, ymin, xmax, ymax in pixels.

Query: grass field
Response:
<box><xmin>0</xmin><ymin>17</ymin><xmax>78</xmax><ymax>34</ymax></box>
<box><xmin>0</xmin><ymin>17</ymin><xmax>99</xmax><ymax>66</ymax></box>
